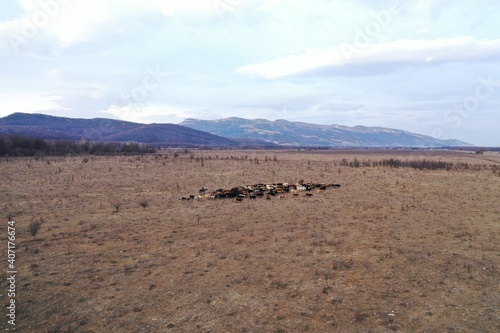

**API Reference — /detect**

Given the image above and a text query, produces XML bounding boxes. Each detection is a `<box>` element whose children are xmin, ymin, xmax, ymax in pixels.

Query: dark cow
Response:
<box><xmin>229</xmin><ymin>187</ymin><xmax>240</xmax><ymax>198</ymax></box>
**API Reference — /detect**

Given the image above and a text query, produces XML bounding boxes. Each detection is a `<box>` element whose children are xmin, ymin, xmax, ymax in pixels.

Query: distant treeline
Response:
<box><xmin>338</xmin><ymin>157</ymin><xmax>489</xmax><ymax>171</ymax></box>
<box><xmin>0</xmin><ymin>134</ymin><xmax>156</xmax><ymax>157</ymax></box>
<box><xmin>377</xmin><ymin>158</ymin><xmax>454</xmax><ymax>170</ymax></box>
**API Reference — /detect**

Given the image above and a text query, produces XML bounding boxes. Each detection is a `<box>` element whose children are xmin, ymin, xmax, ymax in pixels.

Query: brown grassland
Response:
<box><xmin>1</xmin><ymin>150</ymin><xmax>499</xmax><ymax>333</ymax></box>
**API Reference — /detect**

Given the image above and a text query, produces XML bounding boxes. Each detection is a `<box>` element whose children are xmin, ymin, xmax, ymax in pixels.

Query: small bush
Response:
<box><xmin>109</xmin><ymin>197</ymin><xmax>123</xmax><ymax>212</ymax></box>
<box><xmin>29</xmin><ymin>218</ymin><xmax>43</xmax><ymax>240</ymax></box>
<box><xmin>139</xmin><ymin>198</ymin><xmax>150</xmax><ymax>209</ymax></box>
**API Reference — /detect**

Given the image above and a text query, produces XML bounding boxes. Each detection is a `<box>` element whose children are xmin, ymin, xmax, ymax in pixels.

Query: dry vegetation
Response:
<box><xmin>1</xmin><ymin>149</ymin><xmax>499</xmax><ymax>333</ymax></box>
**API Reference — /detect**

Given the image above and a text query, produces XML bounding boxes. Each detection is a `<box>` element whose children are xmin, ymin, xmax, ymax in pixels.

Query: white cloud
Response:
<box><xmin>0</xmin><ymin>0</ymin><xmax>218</xmax><ymax>54</ymax></box>
<box><xmin>0</xmin><ymin>92</ymin><xmax>69</xmax><ymax>116</ymax></box>
<box><xmin>101</xmin><ymin>103</ymin><xmax>194</xmax><ymax>124</ymax></box>
<box><xmin>416</xmin><ymin>27</ymin><xmax>430</xmax><ymax>34</ymax></box>
<box><xmin>236</xmin><ymin>37</ymin><xmax>500</xmax><ymax>79</ymax></box>
<box><xmin>235</xmin><ymin>46</ymin><xmax>344</xmax><ymax>79</ymax></box>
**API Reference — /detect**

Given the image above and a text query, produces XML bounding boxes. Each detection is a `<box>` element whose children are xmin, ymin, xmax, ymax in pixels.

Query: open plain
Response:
<box><xmin>1</xmin><ymin>150</ymin><xmax>499</xmax><ymax>333</ymax></box>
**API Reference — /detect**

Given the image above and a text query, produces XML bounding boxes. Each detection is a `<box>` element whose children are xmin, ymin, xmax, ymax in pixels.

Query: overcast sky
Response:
<box><xmin>1</xmin><ymin>0</ymin><xmax>499</xmax><ymax>146</ymax></box>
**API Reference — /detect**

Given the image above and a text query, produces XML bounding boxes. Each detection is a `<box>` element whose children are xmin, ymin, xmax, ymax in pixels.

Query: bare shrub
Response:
<box><xmin>139</xmin><ymin>198</ymin><xmax>150</xmax><ymax>209</ymax></box>
<box><xmin>109</xmin><ymin>197</ymin><xmax>123</xmax><ymax>212</ymax></box>
<box><xmin>29</xmin><ymin>218</ymin><xmax>43</xmax><ymax>240</ymax></box>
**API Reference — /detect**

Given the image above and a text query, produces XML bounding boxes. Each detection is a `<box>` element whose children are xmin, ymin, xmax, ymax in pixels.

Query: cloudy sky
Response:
<box><xmin>1</xmin><ymin>0</ymin><xmax>499</xmax><ymax>146</ymax></box>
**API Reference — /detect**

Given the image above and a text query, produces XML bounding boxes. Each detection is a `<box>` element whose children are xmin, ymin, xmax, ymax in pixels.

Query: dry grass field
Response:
<box><xmin>1</xmin><ymin>150</ymin><xmax>499</xmax><ymax>333</ymax></box>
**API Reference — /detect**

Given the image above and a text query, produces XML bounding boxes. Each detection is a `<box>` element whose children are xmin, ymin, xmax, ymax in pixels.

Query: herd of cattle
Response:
<box><xmin>181</xmin><ymin>181</ymin><xmax>341</xmax><ymax>201</ymax></box>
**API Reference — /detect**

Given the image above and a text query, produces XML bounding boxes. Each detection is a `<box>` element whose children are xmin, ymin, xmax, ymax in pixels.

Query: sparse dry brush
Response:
<box><xmin>109</xmin><ymin>196</ymin><xmax>123</xmax><ymax>212</ymax></box>
<box><xmin>138</xmin><ymin>197</ymin><xmax>150</xmax><ymax>209</ymax></box>
<box><xmin>0</xmin><ymin>150</ymin><xmax>498</xmax><ymax>332</ymax></box>
<box><xmin>28</xmin><ymin>217</ymin><xmax>43</xmax><ymax>240</ymax></box>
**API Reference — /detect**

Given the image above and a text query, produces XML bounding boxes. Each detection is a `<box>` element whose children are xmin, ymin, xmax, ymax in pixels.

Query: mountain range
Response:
<box><xmin>180</xmin><ymin>117</ymin><xmax>472</xmax><ymax>147</ymax></box>
<box><xmin>0</xmin><ymin>113</ymin><xmax>241</xmax><ymax>147</ymax></box>
<box><xmin>0</xmin><ymin>113</ymin><xmax>472</xmax><ymax>148</ymax></box>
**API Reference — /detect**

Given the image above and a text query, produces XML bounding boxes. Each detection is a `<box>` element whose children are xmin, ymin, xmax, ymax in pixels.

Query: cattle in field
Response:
<box><xmin>229</xmin><ymin>187</ymin><xmax>240</xmax><ymax>198</ymax></box>
<box><xmin>182</xmin><ymin>180</ymin><xmax>339</xmax><ymax>202</ymax></box>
